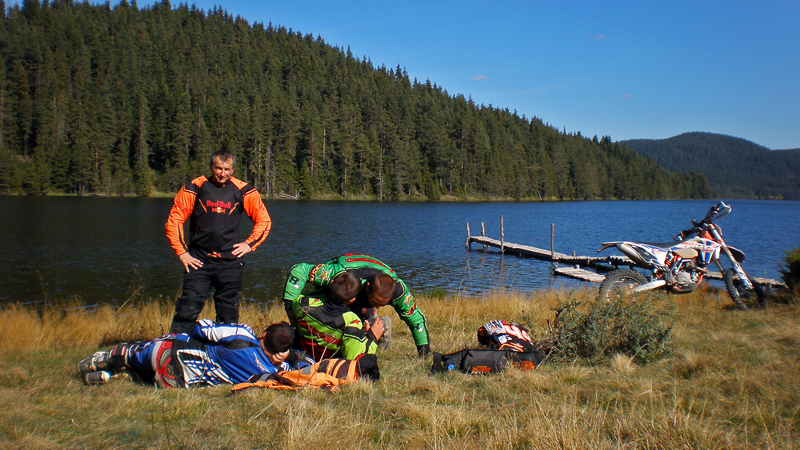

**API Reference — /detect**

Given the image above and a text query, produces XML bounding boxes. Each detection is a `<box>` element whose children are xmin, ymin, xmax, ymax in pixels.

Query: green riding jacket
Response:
<box><xmin>292</xmin><ymin>292</ymin><xmax>379</xmax><ymax>361</ymax></box>
<box><xmin>283</xmin><ymin>254</ymin><xmax>430</xmax><ymax>348</ymax></box>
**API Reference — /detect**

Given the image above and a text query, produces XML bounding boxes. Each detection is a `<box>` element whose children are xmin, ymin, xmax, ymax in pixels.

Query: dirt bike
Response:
<box><xmin>596</xmin><ymin>201</ymin><xmax>765</xmax><ymax>309</ymax></box>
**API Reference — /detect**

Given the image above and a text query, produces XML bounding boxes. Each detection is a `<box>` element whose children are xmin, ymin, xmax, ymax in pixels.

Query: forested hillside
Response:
<box><xmin>0</xmin><ymin>0</ymin><xmax>711</xmax><ymax>200</ymax></box>
<box><xmin>622</xmin><ymin>132</ymin><xmax>800</xmax><ymax>200</ymax></box>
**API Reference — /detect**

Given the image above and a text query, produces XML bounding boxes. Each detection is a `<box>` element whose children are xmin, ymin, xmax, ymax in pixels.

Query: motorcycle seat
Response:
<box><xmin>639</xmin><ymin>242</ymin><xmax>682</xmax><ymax>249</ymax></box>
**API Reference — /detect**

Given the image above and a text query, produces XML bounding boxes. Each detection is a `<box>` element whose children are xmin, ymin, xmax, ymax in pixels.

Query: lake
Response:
<box><xmin>1</xmin><ymin>197</ymin><xmax>798</xmax><ymax>305</ymax></box>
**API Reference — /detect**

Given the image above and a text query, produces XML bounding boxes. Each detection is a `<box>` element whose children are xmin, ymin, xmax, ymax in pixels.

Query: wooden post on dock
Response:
<box><xmin>501</xmin><ymin>216</ymin><xmax>505</xmax><ymax>254</ymax></box>
<box><xmin>481</xmin><ymin>222</ymin><xmax>487</xmax><ymax>251</ymax></box>
<box><xmin>466</xmin><ymin>223</ymin><xmax>471</xmax><ymax>250</ymax></box>
<box><xmin>550</xmin><ymin>223</ymin><xmax>555</xmax><ymax>262</ymax></box>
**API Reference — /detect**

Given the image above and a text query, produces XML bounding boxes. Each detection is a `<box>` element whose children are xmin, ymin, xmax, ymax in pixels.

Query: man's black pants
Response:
<box><xmin>170</xmin><ymin>260</ymin><xmax>243</xmax><ymax>334</ymax></box>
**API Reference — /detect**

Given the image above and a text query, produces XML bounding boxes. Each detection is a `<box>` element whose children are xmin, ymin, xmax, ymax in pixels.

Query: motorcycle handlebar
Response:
<box><xmin>674</xmin><ymin>224</ymin><xmax>703</xmax><ymax>241</ymax></box>
<box><xmin>675</xmin><ymin>203</ymin><xmax>727</xmax><ymax>241</ymax></box>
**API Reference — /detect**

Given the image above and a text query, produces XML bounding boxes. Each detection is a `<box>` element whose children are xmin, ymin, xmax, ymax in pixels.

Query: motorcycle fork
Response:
<box><xmin>709</xmin><ymin>229</ymin><xmax>753</xmax><ymax>290</ymax></box>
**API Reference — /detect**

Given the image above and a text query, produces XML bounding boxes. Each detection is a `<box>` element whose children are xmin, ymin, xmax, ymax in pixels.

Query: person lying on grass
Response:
<box><xmin>77</xmin><ymin>319</ymin><xmax>312</xmax><ymax>388</ymax></box>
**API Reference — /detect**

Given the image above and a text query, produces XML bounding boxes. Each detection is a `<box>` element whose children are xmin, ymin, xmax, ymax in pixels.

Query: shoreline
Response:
<box><xmin>0</xmin><ymin>191</ymin><xmax>793</xmax><ymax>201</ymax></box>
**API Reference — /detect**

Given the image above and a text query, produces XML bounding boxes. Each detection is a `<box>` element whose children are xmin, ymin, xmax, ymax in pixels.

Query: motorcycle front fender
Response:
<box><xmin>726</xmin><ymin>246</ymin><xmax>746</xmax><ymax>263</ymax></box>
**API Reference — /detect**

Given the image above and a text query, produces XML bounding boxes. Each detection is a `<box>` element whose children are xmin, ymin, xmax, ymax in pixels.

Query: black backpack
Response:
<box><xmin>431</xmin><ymin>320</ymin><xmax>545</xmax><ymax>375</ymax></box>
<box><xmin>430</xmin><ymin>348</ymin><xmax>545</xmax><ymax>375</ymax></box>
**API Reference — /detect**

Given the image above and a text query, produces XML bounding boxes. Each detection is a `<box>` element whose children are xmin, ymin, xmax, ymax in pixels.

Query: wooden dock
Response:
<box><xmin>465</xmin><ymin>218</ymin><xmax>785</xmax><ymax>288</ymax></box>
<box><xmin>467</xmin><ymin>235</ymin><xmax>632</xmax><ymax>267</ymax></box>
<box><xmin>553</xmin><ymin>267</ymin><xmax>606</xmax><ymax>283</ymax></box>
<box><xmin>548</xmin><ymin>268</ymin><xmax>781</xmax><ymax>287</ymax></box>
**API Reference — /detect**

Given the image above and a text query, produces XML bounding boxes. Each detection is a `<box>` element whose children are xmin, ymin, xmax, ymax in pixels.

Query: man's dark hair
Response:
<box><xmin>262</xmin><ymin>322</ymin><xmax>294</xmax><ymax>354</ymax></box>
<box><xmin>329</xmin><ymin>272</ymin><xmax>362</xmax><ymax>304</ymax></box>
<box><xmin>368</xmin><ymin>274</ymin><xmax>396</xmax><ymax>303</ymax></box>
<box><xmin>210</xmin><ymin>150</ymin><xmax>235</xmax><ymax>167</ymax></box>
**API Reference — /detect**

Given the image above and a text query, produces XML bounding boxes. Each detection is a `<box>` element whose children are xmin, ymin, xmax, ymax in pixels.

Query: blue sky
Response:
<box><xmin>16</xmin><ymin>1</ymin><xmax>800</xmax><ymax>149</ymax></box>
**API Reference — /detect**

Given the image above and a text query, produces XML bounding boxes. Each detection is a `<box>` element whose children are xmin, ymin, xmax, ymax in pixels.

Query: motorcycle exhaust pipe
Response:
<box><xmin>632</xmin><ymin>279</ymin><xmax>666</xmax><ymax>292</ymax></box>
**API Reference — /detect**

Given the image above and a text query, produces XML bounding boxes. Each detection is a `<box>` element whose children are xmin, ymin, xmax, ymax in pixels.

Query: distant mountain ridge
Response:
<box><xmin>621</xmin><ymin>132</ymin><xmax>800</xmax><ymax>200</ymax></box>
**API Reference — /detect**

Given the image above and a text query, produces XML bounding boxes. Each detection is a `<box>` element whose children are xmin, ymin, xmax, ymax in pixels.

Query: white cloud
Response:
<box><xmin>591</xmin><ymin>34</ymin><xmax>612</xmax><ymax>40</ymax></box>
<box><xmin>471</xmin><ymin>75</ymin><xmax>491</xmax><ymax>82</ymax></box>
<box><xmin>622</xmin><ymin>94</ymin><xmax>633</xmax><ymax>99</ymax></box>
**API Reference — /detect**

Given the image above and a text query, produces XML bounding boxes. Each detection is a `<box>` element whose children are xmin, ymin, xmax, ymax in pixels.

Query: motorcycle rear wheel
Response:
<box><xmin>598</xmin><ymin>269</ymin><xmax>648</xmax><ymax>302</ymax></box>
<box><xmin>724</xmin><ymin>268</ymin><xmax>766</xmax><ymax>310</ymax></box>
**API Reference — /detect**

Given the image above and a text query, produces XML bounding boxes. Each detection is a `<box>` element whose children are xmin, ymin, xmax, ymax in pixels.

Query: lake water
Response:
<box><xmin>1</xmin><ymin>197</ymin><xmax>798</xmax><ymax>305</ymax></box>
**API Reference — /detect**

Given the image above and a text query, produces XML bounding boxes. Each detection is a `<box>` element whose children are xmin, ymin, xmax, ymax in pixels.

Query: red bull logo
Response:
<box><xmin>206</xmin><ymin>200</ymin><xmax>231</xmax><ymax>213</ymax></box>
<box><xmin>206</xmin><ymin>200</ymin><xmax>232</xmax><ymax>208</ymax></box>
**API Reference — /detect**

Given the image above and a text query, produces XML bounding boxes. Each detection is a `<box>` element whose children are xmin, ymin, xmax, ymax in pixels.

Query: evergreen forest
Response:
<box><xmin>0</xmin><ymin>0</ymin><xmax>712</xmax><ymax>200</ymax></box>
<box><xmin>623</xmin><ymin>133</ymin><xmax>800</xmax><ymax>200</ymax></box>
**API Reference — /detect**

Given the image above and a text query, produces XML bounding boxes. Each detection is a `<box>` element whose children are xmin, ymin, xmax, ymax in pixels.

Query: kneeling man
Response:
<box><xmin>292</xmin><ymin>272</ymin><xmax>384</xmax><ymax>364</ymax></box>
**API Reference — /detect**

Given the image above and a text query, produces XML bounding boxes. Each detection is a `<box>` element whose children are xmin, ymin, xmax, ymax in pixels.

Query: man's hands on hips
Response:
<box><xmin>179</xmin><ymin>242</ymin><xmax>250</xmax><ymax>272</ymax></box>
<box><xmin>232</xmin><ymin>242</ymin><xmax>251</xmax><ymax>258</ymax></box>
<box><xmin>179</xmin><ymin>252</ymin><xmax>203</xmax><ymax>273</ymax></box>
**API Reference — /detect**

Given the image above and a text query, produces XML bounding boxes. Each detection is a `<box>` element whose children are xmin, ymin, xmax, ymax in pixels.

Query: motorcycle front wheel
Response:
<box><xmin>598</xmin><ymin>269</ymin><xmax>648</xmax><ymax>302</ymax></box>
<box><xmin>724</xmin><ymin>268</ymin><xmax>766</xmax><ymax>310</ymax></box>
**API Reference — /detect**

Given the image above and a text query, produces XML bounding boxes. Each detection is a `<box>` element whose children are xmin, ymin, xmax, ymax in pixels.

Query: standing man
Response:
<box><xmin>165</xmin><ymin>151</ymin><xmax>271</xmax><ymax>334</ymax></box>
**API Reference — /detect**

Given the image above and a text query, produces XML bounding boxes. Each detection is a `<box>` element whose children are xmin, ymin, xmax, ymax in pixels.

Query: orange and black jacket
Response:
<box><xmin>165</xmin><ymin>175</ymin><xmax>271</xmax><ymax>262</ymax></box>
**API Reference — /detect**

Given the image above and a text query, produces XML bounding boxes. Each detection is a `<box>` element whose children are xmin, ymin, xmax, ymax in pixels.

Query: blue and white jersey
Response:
<box><xmin>191</xmin><ymin>319</ymin><xmax>288</xmax><ymax>384</ymax></box>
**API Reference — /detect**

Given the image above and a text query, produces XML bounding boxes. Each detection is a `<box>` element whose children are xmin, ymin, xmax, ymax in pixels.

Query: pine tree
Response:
<box><xmin>165</xmin><ymin>86</ymin><xmax>192</xmax><ymax>191</ymax></box>
<box><xmin>133</xmin><ymin>95</ymin><xmax>152</xmax><ymax>197</ymax></box>
<box><xmin>0</xmin><ymin>147</ymin><xmax>15</xmax><ymax>193</ymax></box>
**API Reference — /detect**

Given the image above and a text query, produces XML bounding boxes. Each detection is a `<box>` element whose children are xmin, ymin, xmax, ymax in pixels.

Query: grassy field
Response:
<box><xmin>1</xmin><ymin>288</ymin><xmax>798</xmax><ymax>449</ymax></box>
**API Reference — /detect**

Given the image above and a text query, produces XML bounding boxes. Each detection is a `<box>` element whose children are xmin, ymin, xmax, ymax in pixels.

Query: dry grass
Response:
<box><xmin>1</xmin><ymin>288</ymin><xmax>799</xmax><ymax>449</ymax></box>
